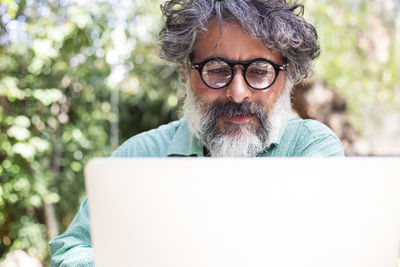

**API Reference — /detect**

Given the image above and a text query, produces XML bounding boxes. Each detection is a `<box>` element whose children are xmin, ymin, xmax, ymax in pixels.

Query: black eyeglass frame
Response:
<box><xmin>191</xmin><ymin>57</ymin><xmax>288</xmax><ymax>91</ymax></box>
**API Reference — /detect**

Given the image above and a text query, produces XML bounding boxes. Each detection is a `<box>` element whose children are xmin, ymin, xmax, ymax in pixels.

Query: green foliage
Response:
<box><xmin>303</xmin><ymin>0</ymin><xmax>400</xmax><ymax>130</ymax></box>
<box><xmin>0</xmin><ymin>0</ymin><xmax>179</xmax><ymax>262</ymax></box>
<box><xmin>0</xmin><ymin>0</ymin><xmax>18</xmax><ymax>19</ymax></box>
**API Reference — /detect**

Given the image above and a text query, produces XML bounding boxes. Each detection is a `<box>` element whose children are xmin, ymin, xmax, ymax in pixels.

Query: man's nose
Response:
<box><xmin>226</xmin><ymin>70</ymin><xmax>252</xmax><ymax>103</ymax></box>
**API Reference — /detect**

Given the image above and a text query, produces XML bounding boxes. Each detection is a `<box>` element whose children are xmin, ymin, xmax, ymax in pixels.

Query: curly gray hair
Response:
<box><xmin>158</xmin><ymin>0</ymin><xmax>320</xmax><ymax>85</ymax></box>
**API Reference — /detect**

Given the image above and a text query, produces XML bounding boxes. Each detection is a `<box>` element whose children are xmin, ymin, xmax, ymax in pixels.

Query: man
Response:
<box><xmin>50</xmin><ymin>0</ymin><xmax>344</xmax><ymax>266</ymax></box>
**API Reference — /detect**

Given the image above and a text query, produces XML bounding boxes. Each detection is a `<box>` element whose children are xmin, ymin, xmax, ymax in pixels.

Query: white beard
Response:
<box><xmin>183</xmin><ymin>79</ymin><xmax>293</xmax><ymax>157</ymax></box>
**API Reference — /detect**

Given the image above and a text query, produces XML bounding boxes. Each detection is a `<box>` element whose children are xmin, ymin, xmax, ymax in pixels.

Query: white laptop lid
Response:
<box><xmin>85</xmin><ymin>158</ymin><xmax>400</xmax><ymax>267</ymax></box>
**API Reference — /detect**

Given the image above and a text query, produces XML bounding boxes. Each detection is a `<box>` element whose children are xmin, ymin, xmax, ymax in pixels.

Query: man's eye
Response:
<box><xmin>249</xmin><ymin>68</ymin><xmax>268</xmax><ymax>75</ymax></box>
<box><xmin>207</xmin><ymin>68</ymin><xmax>229</xmax><ymax>74</ymax></box>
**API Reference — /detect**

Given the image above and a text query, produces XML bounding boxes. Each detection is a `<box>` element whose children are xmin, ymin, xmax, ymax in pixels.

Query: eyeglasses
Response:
<box><xmin>191</xmin><ymin>57</ymin><xmax>288</xmax><ymax>91</ymax></box>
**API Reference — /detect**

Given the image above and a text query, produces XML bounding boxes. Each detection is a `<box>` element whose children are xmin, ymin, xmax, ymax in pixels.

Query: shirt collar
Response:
<box><xmin>267</xmin><ymin>117</ymin><xmax>290</xmax><ymax>146</ymax></box>
<box><xmin>256</xmin><ymin>117</ymin><xmax>289</xmax><ymax>155</ymax></box>
<box><xmin>167</xmin><ymin>119</ymin><xmax>204</xmax><ymax>157</ymax></box>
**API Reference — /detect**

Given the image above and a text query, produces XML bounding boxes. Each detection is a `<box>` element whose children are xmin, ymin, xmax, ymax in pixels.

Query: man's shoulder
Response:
<box><xmin>274</xmin><ymin>117</ymin><xmax>344</xmax><ymax>156</ymax></box>
<box><xmin>112</xmin><ymin>119</ymin><xmax>184</xmax><ymax>157</ymax></box>
<box><xmin>286</xmin><ymin>117</ymin><xmax>336</xmax><ymax>138</ymax></box>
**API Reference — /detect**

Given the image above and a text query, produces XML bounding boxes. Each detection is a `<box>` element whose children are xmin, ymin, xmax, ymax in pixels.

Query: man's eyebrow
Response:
<box><xmin>192</xmin><ymin>56</ymin><xmax>226</xmax><ymax>63</ymax></box>
<box><xmin>203</xmin><ymin>57</ymin><xmax>276</xmax><ymax>64</ymax></box>
<box><xmin>208</xmin><ymin>56</ymin><xmax>229</xmax><ymax>61</ymax></box>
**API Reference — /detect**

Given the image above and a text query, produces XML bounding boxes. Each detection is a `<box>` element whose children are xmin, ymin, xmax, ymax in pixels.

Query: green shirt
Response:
<box><xmin>112</xmin><ymin>117</ymin><xmax>344</xmax><ymax>157</ymax></box>
<box><xmin>49</xmin><ymin>118</ymin><xmax>344</xmax><ymax>266</ymax></box>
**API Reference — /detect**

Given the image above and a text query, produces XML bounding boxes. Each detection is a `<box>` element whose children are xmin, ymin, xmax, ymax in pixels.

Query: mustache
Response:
<box><xmin>207</xmin><ymin>101</ymin><xmax>267</xmax><ymax>118</ymax></box>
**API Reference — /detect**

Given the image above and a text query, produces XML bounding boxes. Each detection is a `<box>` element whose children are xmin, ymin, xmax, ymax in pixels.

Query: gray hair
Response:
<box><xmin>158</xmin><ymin>0</ymin><xmax>320</xmax><ymax>84</ymax></box>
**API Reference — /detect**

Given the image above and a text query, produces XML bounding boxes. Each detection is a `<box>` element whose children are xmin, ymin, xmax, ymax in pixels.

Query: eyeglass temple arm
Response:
<box><xmin>278</xmin><ymin>64</ymin><xmax>288</xmax><ymax>71</ymax></box>
<box><xmin>192</xmin><ymin>64</ymin><xmax>202</xmax><ymax>69</ymax></box>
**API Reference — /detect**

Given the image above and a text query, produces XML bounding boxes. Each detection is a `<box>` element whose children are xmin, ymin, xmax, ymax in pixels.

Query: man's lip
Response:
<box><xmin>224</xmin><ymin>115</ymin><xmax>254</xmax><ymax>123</ymax></box>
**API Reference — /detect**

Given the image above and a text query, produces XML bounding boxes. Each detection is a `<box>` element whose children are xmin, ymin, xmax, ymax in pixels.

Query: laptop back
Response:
<box><xmin>85</xmin><ymin>158</ymin><xmax>400</xmax><ymax>267</ymax></box>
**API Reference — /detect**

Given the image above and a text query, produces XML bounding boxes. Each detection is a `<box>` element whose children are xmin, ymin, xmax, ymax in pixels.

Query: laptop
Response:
<box><xmin>85</xmin><ymin>157</ymin><xmax>400</xmax><ymax>267</ymax></box>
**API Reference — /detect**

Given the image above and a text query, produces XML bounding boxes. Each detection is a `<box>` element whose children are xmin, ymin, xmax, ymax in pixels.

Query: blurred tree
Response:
<box><xmin>0</xmin><ymin>0</ymin><xmax>112</xmax><ymax>262</ymax></box>
<box><xmin>0</xmin><ymin>0</ymin><xmax>179</xmax><ymax>263</ymax></box>
<box><xmin>303</xmin><ymin>0</ymin><xmax>400</xmax><ymax>132</ymax></box>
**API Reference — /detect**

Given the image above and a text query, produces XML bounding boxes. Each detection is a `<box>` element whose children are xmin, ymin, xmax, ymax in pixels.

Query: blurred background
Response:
<box><xmin>0</xmin><ymin>0</ymin><xmax>399</xmax><ymax>265</ymax></box>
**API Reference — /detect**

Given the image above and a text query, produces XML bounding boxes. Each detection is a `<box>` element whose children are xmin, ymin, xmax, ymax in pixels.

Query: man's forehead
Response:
<box><xmin>192</xmin><ymin>20</ymin><xmax>283</xmax><ymax>63</ymax></box>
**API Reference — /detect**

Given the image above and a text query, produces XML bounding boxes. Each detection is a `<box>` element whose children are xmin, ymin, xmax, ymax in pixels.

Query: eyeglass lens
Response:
<box><xmin>201</xmin><ymin>59</ymin><xmax>277</xmax><ymax>89</ymax></box>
